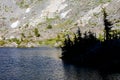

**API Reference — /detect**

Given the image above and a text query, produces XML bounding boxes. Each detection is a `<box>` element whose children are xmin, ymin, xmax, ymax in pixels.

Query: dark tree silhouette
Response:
<box><xmin>102</xmin><ymin>8</ymin><xmax>113</xmax><ymax>40</ymax></box>
<box><xmin>60</xmin><ymin>8</ymin><xmax>120</xmax><ymax>79</ymax></box>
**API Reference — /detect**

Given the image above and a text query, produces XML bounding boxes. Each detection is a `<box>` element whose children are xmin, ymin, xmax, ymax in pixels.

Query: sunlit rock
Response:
<box><xmin>10</xmin><ymin>20</ymin><xmax>20</xmax><ymax>28</ymax></box>
<box><xmin>117</xmin><ymin>0</ymin><xmax>120</xmax><ymax>2</ymax></box>
<box><xmin>10</xmin><ymin>36</ymin><xmax>15</xmax><ymax>39</ymax></box>
<box><xmin>23</xmin><ymin>17</ymin><xmax>26</xmax><ymax>19</ymax></box>
<box><xmin>0</xmin><ymin>37</ymin><xmax>3</xmax><ymax>40</ymax></box>
<box><xmin>1</xmin><ymin>0</ymin><xmax>120</xmax><ymax>47</ymax></box>
<box><xmin>79</xmin><ymin>3</ymin><xmax>109</xmax><ymax>26</ymax></box>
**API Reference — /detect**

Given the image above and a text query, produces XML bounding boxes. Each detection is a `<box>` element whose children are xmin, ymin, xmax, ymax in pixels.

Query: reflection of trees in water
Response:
<box><xmin>61</xmin><ymin>61</ymin><xmax>102</xmax><ymax>80</ymax></box>
<box><xmin>60</xmin><ymin>8</ymin><xmax>120</xmax><ymax>79</ymax></box>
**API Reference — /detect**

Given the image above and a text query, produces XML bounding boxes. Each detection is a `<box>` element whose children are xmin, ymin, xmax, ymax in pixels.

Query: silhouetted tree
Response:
<box><xmin>102</xmin><ymin>8</ymin><xmax>113</xmax><ymax>40</ymax></box>
<box><xmin>60</xmin><ymin>8</ymin><xmax>120</xmax><ymax>80</ymax></box>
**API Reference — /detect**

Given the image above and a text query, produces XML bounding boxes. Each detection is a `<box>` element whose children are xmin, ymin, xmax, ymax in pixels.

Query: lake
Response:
<box><xmin>0</xmin><ymin>47</ymin><xmax>120</xmax><ymax>80</ymax></box>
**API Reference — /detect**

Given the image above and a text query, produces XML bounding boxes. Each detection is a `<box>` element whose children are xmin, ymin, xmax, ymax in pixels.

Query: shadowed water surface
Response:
<box><xmin>0</xmin><ymin>47</ymin><xmax>114</xmax><ymax>80</ymax></box>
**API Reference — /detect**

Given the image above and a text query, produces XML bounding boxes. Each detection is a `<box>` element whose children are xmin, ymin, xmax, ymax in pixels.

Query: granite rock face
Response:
<box><xmin>0</xmin><ymin>0</ymin><xmax>120</xmax><ymax>47</ymax></box>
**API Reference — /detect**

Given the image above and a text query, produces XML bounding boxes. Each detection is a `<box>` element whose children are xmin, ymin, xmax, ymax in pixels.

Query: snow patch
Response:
<box><xmin>60</xmin><ymin>9</ymin><xmax>71</xmax><ymax>19</ymax></box>
<box><xmin>25</xmin><ymin>8</ymin><xmax>31</xmax><ymax>13</ymax></box>
<box><xmin>10</xmin><ymin>20</ymin><xmax>20</xmax><ymax>28</ymax></box>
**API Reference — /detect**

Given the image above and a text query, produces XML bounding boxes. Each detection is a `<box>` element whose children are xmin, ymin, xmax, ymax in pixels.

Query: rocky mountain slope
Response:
<box><xmin>0</xmin><ymin>0</ymin><xmax>120</xmax><ymax>47</ymax></box>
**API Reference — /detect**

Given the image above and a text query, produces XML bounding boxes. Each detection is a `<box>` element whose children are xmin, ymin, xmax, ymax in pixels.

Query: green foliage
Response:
<box><xmin>27</xmin><ymin>32</ymin><xmax>33</xmax><ymax>38</ymax></box>
<box><xmin>116</xmin><ymin>23</ymin><xmax>120</xmax><ymax>27</ymax></box>
<box><xmin>38</xmin><ymin>33</ymin><xmax>65</xmax><ymax>46</ymax></box>
<box><xmin>2</xmin><ymin>17</ymin><xmax>6</xmax><ymax>20</ymax></box>
<box><xmin>0</xmin><ymin>40</ymin><xmax>5</xmax><ymax>46</ymax></box>
<box><xmin>107</xmin><ymin>0</ymin><xmax>111</xmax><ymax>2</ymax></box>
<box><xmin>98</xmin><ymin>33</ymin><xmax>104</xmax><ymax>41</ymax></box>
<box><xmin>38</xmin><ymin>0</ymin><xmax>43</xmax><ymax>1</ymax></box>
<box><xmin>34</xmin><ymin>28</ymin><xmax>40</xmax><ymax>37</ymax></box>
<box><xmin>46</xmin><ymin>16</ymin><xmax>60</xmax><ymax>24</ymax></box>
<box><xmin>102</xmin><ymin>8</ymin><xmax>113</xmax><ymax>40</ymax></box>
<box><xmin>9</xmin><ymin>38</ymin><xmax>21</xmax><ymax>45</ymax></box>
<box><xmin>22</xmin><ymin>39</ymin><xmax>29</xmax><ymax>43</ymax></box>
<box><xmin>99</xmin><ymin>0</ymin><xmax>104</xmax><ymax>3</ymax></box>
<box><xmin>21</xmin><ymin>33</ymin><xmax>25</xmax><ymax>38</ymax></box>
<box><xmin>4</xmin><ymin>6</ymin><xmax>9</xmax><ymax>12</ymax></box>
<box><xmin>115</xmin><ymin>20</ymin><xmax>120</xmax><ymax>23</ymax></box>
<box><xmin>98</xmin><ymin>0</ymin><xmax>111</xmax><ymax>3</ymax></box>
<box><xmin>44</xmin><ymin>39</ymin><xmax>56</xmax><ymax>45</ymax></box>
<box><xmin>46</xmin><ymin>17</ymin><xmax>53</xmax><ymax>23</ymax></box>
<box><xmin>38</xmin><ymin>39</ymin><xmax>56</xmax><ymax>46</ymax></box>
<box><xmin>56</xmin><ymin>19</ymin><xmax>73</xmax><ymax>27</ymax></box>
<box><xmin>63</xmin><ymin>20</ymin><xmax>73</xmax><ymax>25</ymax></box>
<box><xmin>46</xmin><ymin>24</ymin><xmax>52</xmax><ymax>29</ymax></box>
<box><xmin>16</xmin><ymin>0</ymin><xmax>29</xmax><ymax>8</ymax></box>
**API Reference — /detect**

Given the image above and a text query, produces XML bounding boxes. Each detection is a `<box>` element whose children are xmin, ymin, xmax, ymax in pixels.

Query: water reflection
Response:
<box><xmin>62</xmin><ymin>61</ymin><xmax>102</xmax><ymax>80</ymax></box>
<box><xmin>0</xmin><ymin>48</ymin><xmax>118</xmax><ymax>80</ymax></box>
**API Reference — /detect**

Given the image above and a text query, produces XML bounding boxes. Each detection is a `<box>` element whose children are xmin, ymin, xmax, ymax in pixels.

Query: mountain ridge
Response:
<box><xmin>0</xmin><ymin>0</ymin><xmax>120</xmax><ymax>47</ymax></box>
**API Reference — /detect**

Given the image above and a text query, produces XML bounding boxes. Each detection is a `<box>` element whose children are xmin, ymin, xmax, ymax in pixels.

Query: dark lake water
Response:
<box><xmin>0</xmin><ymin>47</ymin><xmax>120</xmax><ymax>80</ymax></box>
